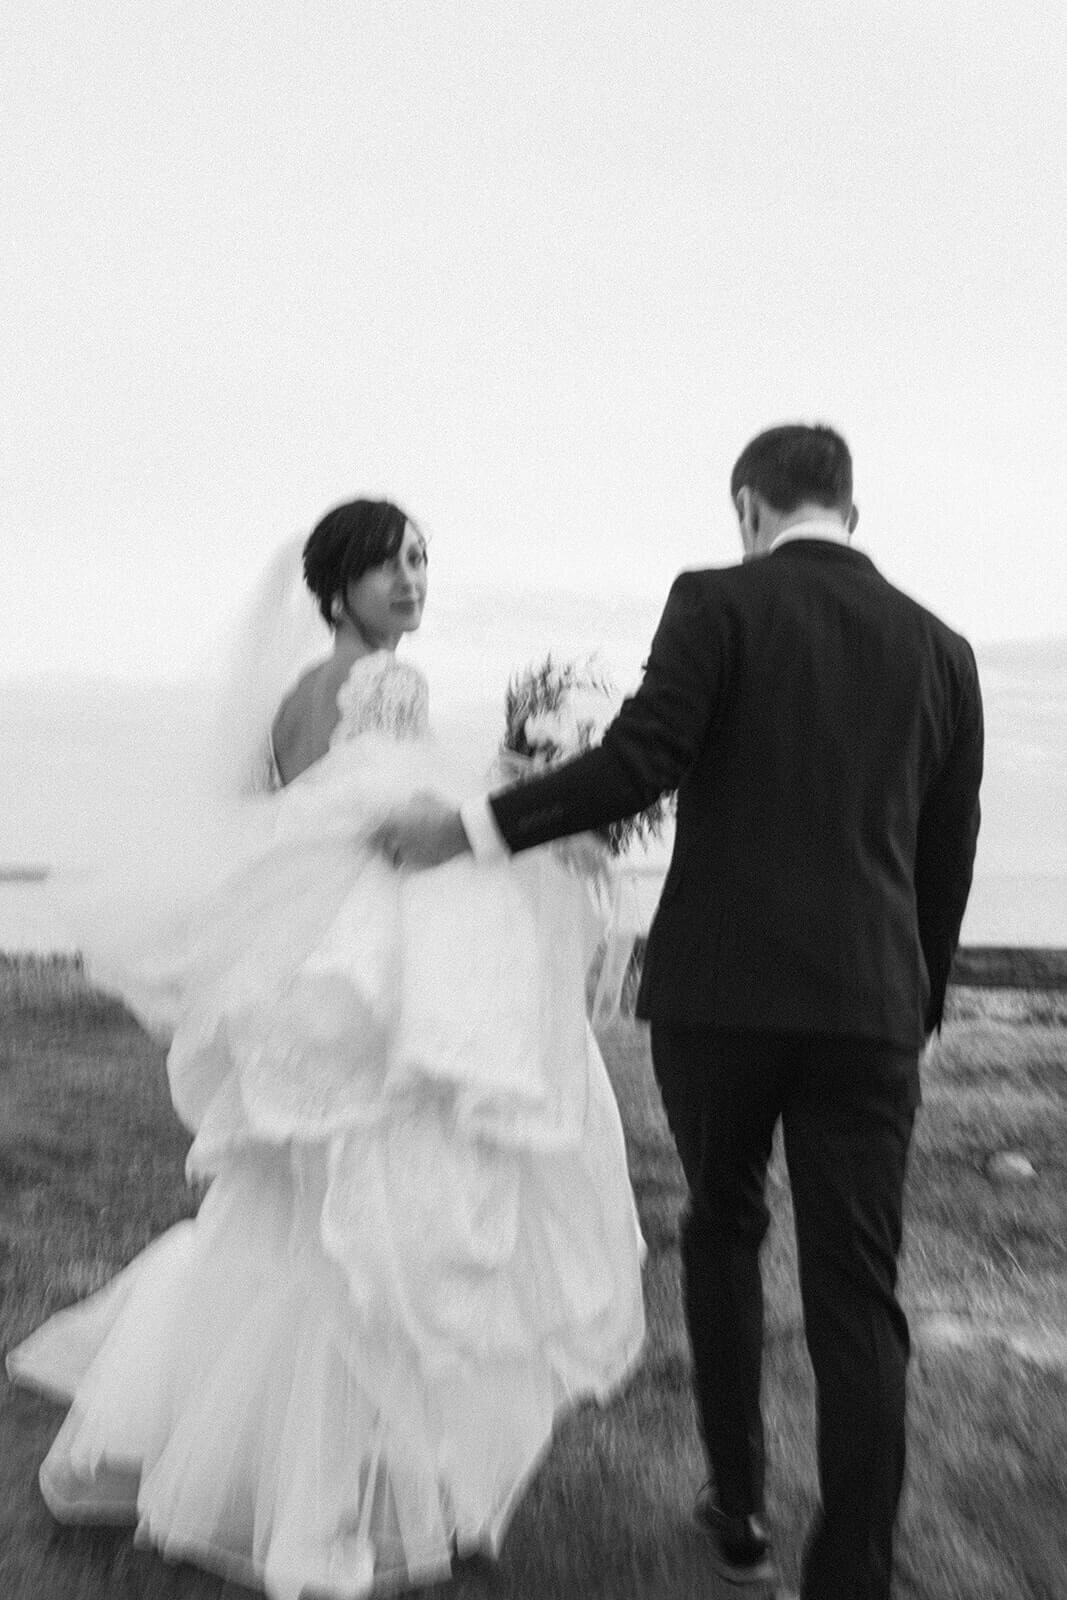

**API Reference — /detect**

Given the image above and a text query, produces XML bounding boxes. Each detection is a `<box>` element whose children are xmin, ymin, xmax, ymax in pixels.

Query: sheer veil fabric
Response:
<box><xmin>47</xmin><ymin>534</ymin><xmax>335</xmax><ymax>1025</ymax></box>
<box><xmin>205</xmin><ymin>533</ymin><xmax>334</xmax><ymax>799</ymax></box>
<box><xmin>8</xmin><ymin>540</ymin><xmax>646</xmax><ymax>1600</ymax></box>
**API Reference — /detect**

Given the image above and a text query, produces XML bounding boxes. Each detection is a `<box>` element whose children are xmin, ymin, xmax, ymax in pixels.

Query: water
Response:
<box><xmin>2</xmin><ymin>639</ymin><xmax>1065</xmax><ymax>952</ymax></box>
<box><xmin>0</xmin><ymin>878</ymin><xmax>80</xmax><ymax>953</ymax></box>
<box><xmin>3</xmin><ymin>868</ymin><xmax>1065</xmax><ymax>955</ymax></box>
<box><xmin>958</xmin><ymin>872</ymin><xmax>1067</xmax><ymax>945</ymax></box>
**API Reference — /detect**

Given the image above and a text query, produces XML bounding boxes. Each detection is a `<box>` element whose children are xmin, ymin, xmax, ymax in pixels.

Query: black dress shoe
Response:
<box><xmin>694</xmin><ymin>1485</ymin><xmax>777</xmax><ymax>1587</ymax></box>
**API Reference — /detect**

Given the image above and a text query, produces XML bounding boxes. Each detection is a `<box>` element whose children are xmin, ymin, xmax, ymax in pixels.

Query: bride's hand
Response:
<box><xmin>372</xmin><ymin>794</ymin><xmax>471</xmax><ymax>871</ymax></box>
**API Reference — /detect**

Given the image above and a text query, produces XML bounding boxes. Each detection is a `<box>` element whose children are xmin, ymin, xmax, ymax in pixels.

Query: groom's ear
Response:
<box><xmin>737</xmin><ymin>488</ymin><xmax>763</xmax><ymax>563</ymax></box>
<box><xmin>847</xmin><ymin>503</ymin><xmax>859</xmax><ymax>535</ymax></box>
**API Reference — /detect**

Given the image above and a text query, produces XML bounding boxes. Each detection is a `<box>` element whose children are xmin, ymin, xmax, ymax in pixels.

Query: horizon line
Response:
<box><xmin>1</xmin><ymin>628</ymin><xmax>1065</xmax><ymax>692</ymax></box>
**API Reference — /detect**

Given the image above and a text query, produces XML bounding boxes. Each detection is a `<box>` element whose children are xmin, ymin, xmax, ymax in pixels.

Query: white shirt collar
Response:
<box><xmin>769</xmin><ymin>517</ymin><xmax>853</xmax><ymax>552</ymax></box>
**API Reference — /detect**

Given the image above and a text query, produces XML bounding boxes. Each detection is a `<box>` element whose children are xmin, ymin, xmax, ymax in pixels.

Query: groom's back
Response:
<box><xmin>637</xmin><ymin>540</ymin><xmax>982</xmax><ymax>1047</ymax></box>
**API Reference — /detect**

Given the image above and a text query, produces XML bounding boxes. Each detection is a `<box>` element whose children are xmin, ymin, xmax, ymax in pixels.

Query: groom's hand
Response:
<box><xmin>372</xmin><ymin>793</ymin><xmax>472</xmax><ymax>871</ymax></box>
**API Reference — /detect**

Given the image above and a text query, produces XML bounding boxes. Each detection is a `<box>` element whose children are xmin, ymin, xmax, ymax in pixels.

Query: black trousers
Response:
<box><xmin>650</xmin><ymin>1025</ymin><xmax>920</xmax><ymax>1600</ymax></box>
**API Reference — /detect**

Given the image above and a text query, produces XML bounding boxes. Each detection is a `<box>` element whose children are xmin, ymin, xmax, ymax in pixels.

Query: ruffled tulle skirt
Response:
<box><xmin>7</xmin><ymin>734</ymin><xmax>646</xmax><ymax>1598</ymax></box>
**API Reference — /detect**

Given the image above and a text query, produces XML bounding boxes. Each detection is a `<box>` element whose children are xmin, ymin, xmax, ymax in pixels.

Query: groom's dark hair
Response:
<box><xmin>303</xmin><ymin>499</ymin><xmax>424</xmax><ymax>627</ymax></box>
<box><xmin>730</xmin><ymin>424</ymin><xmax>852</xmax><ymax>516</ymax></box>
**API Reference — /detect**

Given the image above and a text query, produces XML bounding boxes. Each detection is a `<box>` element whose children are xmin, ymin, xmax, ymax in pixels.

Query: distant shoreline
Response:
<box><xmin>621</xmin><ymin>941</ymin><xmax>1067</xmax><ymax>994</ymax></box>
<box><xmin>4</xmin><ymin>945</ymin><xmax>1067</xmax><ymax>995</ymax></box>
<box><xmin>2</xmin><ymin>867</ymin><xmax>1066</xmax><ymax>979</ymax></box>
<box><xmin>947</xmin><ymin>945</ymin><xmax>1067</xmax><ymax>990</ymax></box>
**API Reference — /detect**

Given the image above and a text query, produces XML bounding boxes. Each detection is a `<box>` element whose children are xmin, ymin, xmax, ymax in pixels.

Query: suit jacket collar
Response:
<box><xmin>767</xmin><ymin>538</ymin><xmax>876</xmax><ymax>571</ymax></box>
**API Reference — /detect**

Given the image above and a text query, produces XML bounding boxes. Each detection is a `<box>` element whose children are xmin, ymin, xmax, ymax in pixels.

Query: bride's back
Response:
<box><xmin>272</xmin><ymin>657</ymin><xmax>353</xmax><ymax>785</ymax></box>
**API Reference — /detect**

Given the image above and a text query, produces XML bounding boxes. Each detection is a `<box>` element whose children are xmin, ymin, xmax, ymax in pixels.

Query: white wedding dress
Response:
<box><xmin>7</xmin><ymin>651</ymin><xmax>646</xmax><ymax>1600</ymax></box>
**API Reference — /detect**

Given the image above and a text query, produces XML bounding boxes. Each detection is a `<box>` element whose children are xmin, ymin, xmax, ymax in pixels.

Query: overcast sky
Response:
<box><xmin>3</xmin><ymin>2</ymin><xmax>1065</xmax><ymax>684</ymax></box>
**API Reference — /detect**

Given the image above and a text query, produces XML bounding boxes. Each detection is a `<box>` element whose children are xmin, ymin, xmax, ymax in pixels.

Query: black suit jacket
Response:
<box><xmin>490</xmin><ymin>541</ymin><xmax>983</xmax><ymax>1048</ymax></box>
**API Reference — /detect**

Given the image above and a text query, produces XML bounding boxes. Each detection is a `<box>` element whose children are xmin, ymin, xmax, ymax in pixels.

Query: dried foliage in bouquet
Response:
<box><xmin>501</xmin><ymin>654</ymin><xmax>675</xmax><ymax>856</ymax></box>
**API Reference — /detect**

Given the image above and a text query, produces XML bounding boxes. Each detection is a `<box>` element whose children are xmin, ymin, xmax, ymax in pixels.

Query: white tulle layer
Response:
<box><xmin>8</xmin><ymin>734</ymin><xmax>646</xmax><ymax>1599</ymax></box>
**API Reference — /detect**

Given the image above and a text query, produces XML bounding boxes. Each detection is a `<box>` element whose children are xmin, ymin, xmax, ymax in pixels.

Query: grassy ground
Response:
<box><xmin>1</xmin><ymin>956</ymin><xmax>1065</xmax><ymax>1600</ymax></box>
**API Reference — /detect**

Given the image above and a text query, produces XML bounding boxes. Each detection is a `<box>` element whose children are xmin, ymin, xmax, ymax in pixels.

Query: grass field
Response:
<box><xmin>1</xmin><ymin>955</ymin><xmax>1065</xmax><ymax>1600</ymax></box>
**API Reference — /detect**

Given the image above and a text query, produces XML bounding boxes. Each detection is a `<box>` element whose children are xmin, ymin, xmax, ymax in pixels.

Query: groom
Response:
<box><xmin>377</xmin><ymin>423</ymin><xmax>983</xmax><ymax>1600</ymax></box>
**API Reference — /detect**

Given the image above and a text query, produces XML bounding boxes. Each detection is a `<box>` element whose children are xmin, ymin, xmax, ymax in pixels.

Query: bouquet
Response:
<box><xmin>501</xmin><ymin>654</ymin><xmax>674</xmax><ymax>858</ymax></box>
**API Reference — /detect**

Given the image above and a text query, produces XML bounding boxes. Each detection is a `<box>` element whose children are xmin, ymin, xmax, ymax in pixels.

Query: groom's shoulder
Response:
<box><xmin>851</xmin><ymin>569</ymin><xmax>981</xmax><ymax>705</ymax></box>
<box><xmin>669</xmin><ymin>559</ymin><xmax>976</xmax><ymax>670</ymax></box>
<box><xmin>876</xmin><ymin>569</ymin><xmax>977</xmax><ymax>662</ymax></box>
<box><xmin>659</xmin><ymin>562</ymin><xmax>745</xmax><ymax>624</ymax></box>
<box><xmin>666</xmin><ymin>558</ymin><xmax>775</xmax><ymax>607</ymax></box>
<box><xmin>658</xmin><ymin>560</ymin><xmax>779</xmax><ymax>632</ymax></box>
<box><xmin>668</xmin><ymin>559</ymin><xmax>746</xmax><ymax>596</ymax></box>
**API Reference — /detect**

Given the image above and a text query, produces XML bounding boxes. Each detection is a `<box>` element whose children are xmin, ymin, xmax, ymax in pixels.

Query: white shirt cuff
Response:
<box><xmin>459</xmin><ymin>797</ymin><xmax>510</xmax><ymax>861</ymax></box>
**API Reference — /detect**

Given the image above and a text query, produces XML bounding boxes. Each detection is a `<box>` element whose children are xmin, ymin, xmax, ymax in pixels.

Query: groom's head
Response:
<box><xmin>731</xmin><ymin>424</ymin><xmax>857</xmax><ymax>560</ymax></box>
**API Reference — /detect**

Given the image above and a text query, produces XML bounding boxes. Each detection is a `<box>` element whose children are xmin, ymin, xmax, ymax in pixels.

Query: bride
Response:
<box><xmin>6</xmin><ymin>499</ymin><xmax>646</xmax><ymax>1600</ymax></box>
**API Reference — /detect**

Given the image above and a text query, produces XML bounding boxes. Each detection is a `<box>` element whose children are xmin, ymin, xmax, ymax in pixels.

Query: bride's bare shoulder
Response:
<box><xmin>271</xmin><ymin>658</ymin><xmax>348</xmax><ymax>781</ymax></box>
<box><xmin>275</xmin><ymin>659</ymin><xmax>335</xmax><ymax>721</ymax></box>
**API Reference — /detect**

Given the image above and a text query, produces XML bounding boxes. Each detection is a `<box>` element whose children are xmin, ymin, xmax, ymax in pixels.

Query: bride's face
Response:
<box><xmin>345</xmin><ymin>523</ymin><xmax>428</xmax><ymax>646</ymax></box>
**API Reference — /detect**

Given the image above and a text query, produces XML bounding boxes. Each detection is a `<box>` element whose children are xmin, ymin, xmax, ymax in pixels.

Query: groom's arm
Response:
<box><xmin>484</xmin><ymin>570</ymin><xmax>721</xmax><ymax>856</ymax></box>
<box><xmin>914</xmin><ymin>642</ymin><xmax>984</xmax><ymax>1035</ymax></box>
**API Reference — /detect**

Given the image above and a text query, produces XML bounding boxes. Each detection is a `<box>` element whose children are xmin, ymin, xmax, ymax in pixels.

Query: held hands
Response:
<box><xmin>372</xmin><ymin>792</ymin><xmax>471</xmax><ymax>871</ymax></box>
<box><xmin>372</xmin><ymin>793</ymin><xmax>611</xmax><ymax>886</ymax></box>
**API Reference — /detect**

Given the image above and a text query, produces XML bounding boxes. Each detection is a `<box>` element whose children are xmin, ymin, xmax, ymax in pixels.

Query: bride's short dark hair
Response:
<box><xmin>730</xmin><ymin>424</ymin><xmax>852</xmax><ymax>516</ymax></box>
<box><xmin>303</xmin><ymin>499</ymin><xmax>424</xmax><ymax>626</ymax></box>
